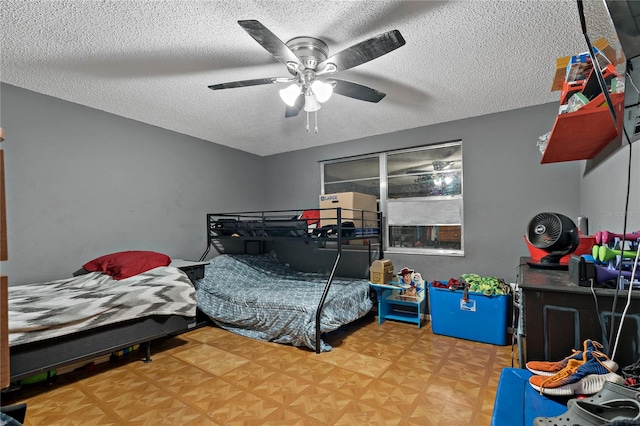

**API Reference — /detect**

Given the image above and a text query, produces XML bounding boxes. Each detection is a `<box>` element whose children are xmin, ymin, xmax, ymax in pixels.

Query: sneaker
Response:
<box><xmin>526</xmin><ymin>339</ymin><xmax>602</xmax><ymax>376</ymax></box>
<box><xmin>529</xmin><ymin>350</ymin><xmax>624</xmax><ymax>396</ymax></box>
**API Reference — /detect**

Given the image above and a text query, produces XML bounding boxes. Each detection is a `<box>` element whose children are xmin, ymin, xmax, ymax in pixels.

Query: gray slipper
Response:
<box><xmin>567</xmin><ymin>381</ymin><xmax>640</xmax><ymax>409</ymax></box>
<box><xmin>535</xmin><ymin>399</ymin><xmax>640</xmax><ymax>426</ymax></box>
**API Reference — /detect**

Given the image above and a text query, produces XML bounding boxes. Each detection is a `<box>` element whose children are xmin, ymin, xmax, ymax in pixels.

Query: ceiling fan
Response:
<box><xmin>208</xmin><ymin>20</ymin><xmax>406</xmax><ymax>133</ymax></box>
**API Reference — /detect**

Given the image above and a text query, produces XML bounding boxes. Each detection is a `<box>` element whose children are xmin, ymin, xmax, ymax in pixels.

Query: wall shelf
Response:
<box><xmin>541</xmin><ymin>91</ymin><xmax>624</xmax><ymax>164</ymax></box>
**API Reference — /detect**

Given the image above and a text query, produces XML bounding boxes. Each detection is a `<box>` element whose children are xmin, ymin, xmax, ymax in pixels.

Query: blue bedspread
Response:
<box><xmin>195</xmin><ymin>254</ymin><xmax>373</xmax><ymax>352</ymax></box>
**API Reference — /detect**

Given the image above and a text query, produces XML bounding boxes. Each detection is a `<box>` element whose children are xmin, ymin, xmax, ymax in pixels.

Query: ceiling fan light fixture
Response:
<box><xmin>304</xmin><ymin>94</ymin><xmax>321</xmax><ymax>112</ymax></box>
<box><xmin>279</xmin><ymin>83</ymin><xmax>302</xmax><ymax>106</ymax></box>
<box><xmin>208</xmin><ymin>21</ymin><xmax>406</xmax><ymax>134</ymax></box>
<box><xmin>310</xmin><ymin>80</ymin><xmax>333</xmax><ymax>103</ymax></box>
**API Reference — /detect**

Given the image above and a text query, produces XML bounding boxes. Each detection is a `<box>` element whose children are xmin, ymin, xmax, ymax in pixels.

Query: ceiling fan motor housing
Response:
<box><xmin>285</xmin><ymin>37</ymin><xmax>328</xmax><ymax>72</ymax></box>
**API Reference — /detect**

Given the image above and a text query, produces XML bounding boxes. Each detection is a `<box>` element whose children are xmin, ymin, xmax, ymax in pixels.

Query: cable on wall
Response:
<box><xmin>611</xmin><ymin>245</ymin><xmax>640</xmax><ymax>361</ymax></box>
<box><xmin>606</xmin><ymin>116</ymin><xmax>636</xmax><ymax>360</ymax></box>
<box><xmin>606</xmin><ymin>147</ymin><xmax>631</xmax><ymax>344</ymax></box>
<box><xmin>589</xmin><ymin>277</ymin><xmax>607</xmax><ymax>338</ymax></box>
<box><xmin>576</xmin><ymin>0</ymin><xmax>617</xmax><ymax>124</ymax></box>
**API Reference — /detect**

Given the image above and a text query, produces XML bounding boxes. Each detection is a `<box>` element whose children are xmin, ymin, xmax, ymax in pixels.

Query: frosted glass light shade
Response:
<box><xmin>304</xmin><ymin>95</ymin><xmax>321</xmax><ymax>112</ymax></box>
<box><xmin>310</xmin><ymin>80</ymin><xmax>333</xmax><ymax>103</ymax></box>
<box><xmin>279</xmin><ymin>84</ymin><xmax>301</xmax><ymax>106</ymax></box>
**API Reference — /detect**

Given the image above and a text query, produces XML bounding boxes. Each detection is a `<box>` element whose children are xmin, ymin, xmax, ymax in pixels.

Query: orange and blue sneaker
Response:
<box><xmin>529</xmin><ymin>349</ymin><xmax>625</xmax><ymax>396</ymax></box>
<box><xmin>526</xmin><ymin>339</ymin><xmax>602</xmax><ymax>376</ymax></box>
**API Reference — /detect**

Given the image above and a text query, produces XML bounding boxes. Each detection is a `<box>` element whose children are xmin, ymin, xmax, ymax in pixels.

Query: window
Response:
<box><xmin>323</xmin><ymin>156</ymin><xmax>380</xmax><ymax>197</ymax></box>
<box><xmin>321</xmin><ymin>141</ymin><xmax>463</xmax><ymax>255</ymax></box>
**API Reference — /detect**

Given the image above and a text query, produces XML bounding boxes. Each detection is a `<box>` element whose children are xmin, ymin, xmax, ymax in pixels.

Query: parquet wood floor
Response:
<box><xmin>1</xmin><ymin>312</ymin><xmax>518</xmax><ymax>425</ymax></box>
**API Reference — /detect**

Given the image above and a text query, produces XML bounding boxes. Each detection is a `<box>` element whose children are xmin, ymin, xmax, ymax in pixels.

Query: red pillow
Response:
<box><xmin>82</xmin><ymin>251</ymin><xmax>171</xmax><ymax>280</ymax></box>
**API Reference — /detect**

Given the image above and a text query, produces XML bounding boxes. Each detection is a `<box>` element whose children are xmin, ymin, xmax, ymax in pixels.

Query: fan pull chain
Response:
<box><xmin>305</xmin><ymin>111</ymin><xmax>319</xmax><ymax>133</ymax></box>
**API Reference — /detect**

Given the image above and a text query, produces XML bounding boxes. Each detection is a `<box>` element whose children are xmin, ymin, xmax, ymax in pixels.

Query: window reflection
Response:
<box><xmin>387</xmin><ymin>144</ymin><xmax>462</xmax><ymax>199</ymax></box>
<box><xmin>389</xmin><ymin>225</ymin><xmax>462</xmax><ymax>250</ymax></box>
<box><xmin>324</xmin><ymin>157</ymin><xmax>379</xmax><ymax>183</ymax></box>
<box><xmin>325</xmin><ymin>179</ymin><xmax>380</xmax><ymax>198</ymax></box>
<box><xmin>388</xmin><ymin>172</ymin><xmax>461</xmax><ymax>198</ymax></box>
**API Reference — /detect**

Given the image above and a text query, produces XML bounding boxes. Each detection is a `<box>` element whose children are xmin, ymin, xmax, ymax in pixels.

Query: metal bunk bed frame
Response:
<box><xmin>199</xmin><ymin>207</ymin><xmax>384</xmax><ymax>353</ymax></box>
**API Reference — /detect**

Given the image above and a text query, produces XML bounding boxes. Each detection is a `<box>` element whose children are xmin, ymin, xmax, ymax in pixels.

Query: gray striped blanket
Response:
<box><xmin>9</xmin><ymin>266</ymin><xmax>197</xmax><ymax>346</ymax></box>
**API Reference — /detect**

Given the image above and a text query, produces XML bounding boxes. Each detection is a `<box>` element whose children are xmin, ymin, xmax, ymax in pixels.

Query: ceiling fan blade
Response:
<box><xmin>330</xmin><ymin>79</ymin><xmax>386</xmax><ymax>103</ymax></box>
<box><xmin>238</xmin><ymin>20</ymin><xmax>301</xmax><ymax>71</ymax></box>
<box><xmin>319</xmin><ymin>29</ymin><xmax>405</xmax><ymax>72</ymax></box>
<box><xmin>285</xmin><ymin>94</ymin><xmax>304</xmax><ymax>117</ymax></box>
<box><xmin>208</xmin><ymin>77</ymin><xmax>282</xmax><ymax>90</ymax></box>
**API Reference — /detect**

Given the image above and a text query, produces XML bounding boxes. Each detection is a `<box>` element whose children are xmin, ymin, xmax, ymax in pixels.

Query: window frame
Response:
<box><xmin>321</xmin><ymin>141</ymin><xmax>464</xmax><ymax>256</ymax></box>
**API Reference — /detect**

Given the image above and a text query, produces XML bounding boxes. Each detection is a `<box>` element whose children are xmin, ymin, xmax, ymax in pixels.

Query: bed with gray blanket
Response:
<box><xmin>195</xmin><ymin>254</ymin><xmax>373</xmax><ymax>352</ymax></box>
<box><xmin>8</xmin><ymin>266</ymin><xmax>197</xmax><ymax>382</ymax></box>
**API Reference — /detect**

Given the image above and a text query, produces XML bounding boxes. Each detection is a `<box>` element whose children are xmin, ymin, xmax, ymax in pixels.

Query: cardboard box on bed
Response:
<box><xmin>319</xmin><ymin>192</ymin><xmax>378</xmax><ymax>228</ymax></box>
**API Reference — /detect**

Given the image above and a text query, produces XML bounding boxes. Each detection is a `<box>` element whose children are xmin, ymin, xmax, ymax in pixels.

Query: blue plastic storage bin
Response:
<box><xmin>491</xmin><ymin>368</ymin><xmax>567</xmax><ymax>425</ymax></box>
<box><xmin>428</xmin><ymin>283</ymin><xmax>510</xmax><ymax>345</ymax></box>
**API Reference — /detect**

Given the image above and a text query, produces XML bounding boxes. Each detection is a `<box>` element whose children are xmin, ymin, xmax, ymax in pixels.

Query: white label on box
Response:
<box><xmin>459</xmin><ymin>299</ymin><xmax>476</xmax><ymax>312</ymax></box>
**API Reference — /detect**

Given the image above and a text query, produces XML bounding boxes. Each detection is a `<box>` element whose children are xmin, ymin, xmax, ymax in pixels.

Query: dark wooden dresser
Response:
<box><xmin>517</xmin><ymin>257</ymin><xmax>640</xmax><ymax>370</ymax></box>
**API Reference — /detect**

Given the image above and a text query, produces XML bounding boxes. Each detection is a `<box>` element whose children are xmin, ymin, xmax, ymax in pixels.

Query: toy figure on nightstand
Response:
<box><xmin>398</xmin><ymin>267</ymin><xmax>425</xmax><ymax>301</ymax></box>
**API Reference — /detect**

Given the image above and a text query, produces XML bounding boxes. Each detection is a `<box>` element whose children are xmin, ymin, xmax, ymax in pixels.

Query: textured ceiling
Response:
<box><xmin>0</xmin><ymin>0</ymin><xmax>623</xmax><ymax>156</ymax></box>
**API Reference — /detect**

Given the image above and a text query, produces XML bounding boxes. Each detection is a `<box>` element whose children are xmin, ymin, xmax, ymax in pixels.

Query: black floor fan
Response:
<box><xmin>526</xmin><ymin>212</ymin><xmax>580</xmax><ymax>269</ymax></box>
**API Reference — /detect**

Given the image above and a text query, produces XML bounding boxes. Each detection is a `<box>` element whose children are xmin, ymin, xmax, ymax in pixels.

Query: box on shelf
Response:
<box><xmin>551</xmin><ymin>38</ymin><xmax>615</xmax><ymax>92</ymax></box>
<box><xmin>428</xmin><ymin>283</ymin><xmax>510</xmax><ymax>345</ymax></box>
<box><xmin>560</xmin><ymin>47</ymin><xmax>616</xmax><ymax>106</ymax></box>
<box><xmin>564</xmin><ymin>46</ymin><xmax>611</xmax><ymax>85</ymax></box>
<box><xmin>319</xmin><ymin>192</ymin><xmax>378</xmax><ymax>228</ymax></box>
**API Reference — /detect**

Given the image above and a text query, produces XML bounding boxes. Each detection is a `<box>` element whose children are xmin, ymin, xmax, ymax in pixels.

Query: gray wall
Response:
<box><xmin>3</xmin><ymin>82</ymin><xmax>601</xmax><ymax>286</ymax></box>
<box><xmin>263</xmin><ymin>103</ymin><xmax>582</xmax><ymax>283</ymax></box>
<box><xmin>1</xmin><ymin>84</ymin><xmax>265</xmax><ymax>285</ymax></box>
<box><xmin>580</xmin><ymin>142</ymin><xmax>640</xmax><ymax>236</ymax></box>
<box><xmin>579</xmin><ymin>56</ymin><xmax>640</xmax><ymax>235</ymax></box>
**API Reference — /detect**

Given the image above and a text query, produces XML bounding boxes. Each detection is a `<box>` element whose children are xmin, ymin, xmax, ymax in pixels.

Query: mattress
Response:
<box><xmin>9</xmin><ymin>266</ymin><xmax>197</xmax><ymax>346</ymax></box>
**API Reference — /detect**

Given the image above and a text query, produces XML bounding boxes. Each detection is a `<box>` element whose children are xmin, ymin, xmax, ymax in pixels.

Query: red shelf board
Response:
<box><xmin>541</xmin><ymin>93</ymin><xmax>624</xmax><ymax>164</ymax></box>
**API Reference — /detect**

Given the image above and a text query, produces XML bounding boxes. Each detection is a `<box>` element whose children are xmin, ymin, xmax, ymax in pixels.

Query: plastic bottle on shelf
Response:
<box><xmin>537</xmin><ymin>131</ymin><xmax>550</xmax><ymax>154</ymax></box>
<box><xmin>566</xmin><ymin>92</ymin><xmax>589</xmax><ymax>113</ymax></box>
<box><xmin>611</xmin><ymin>76</ymin><xmax>625</xmax><ymax>94</ymax></box>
